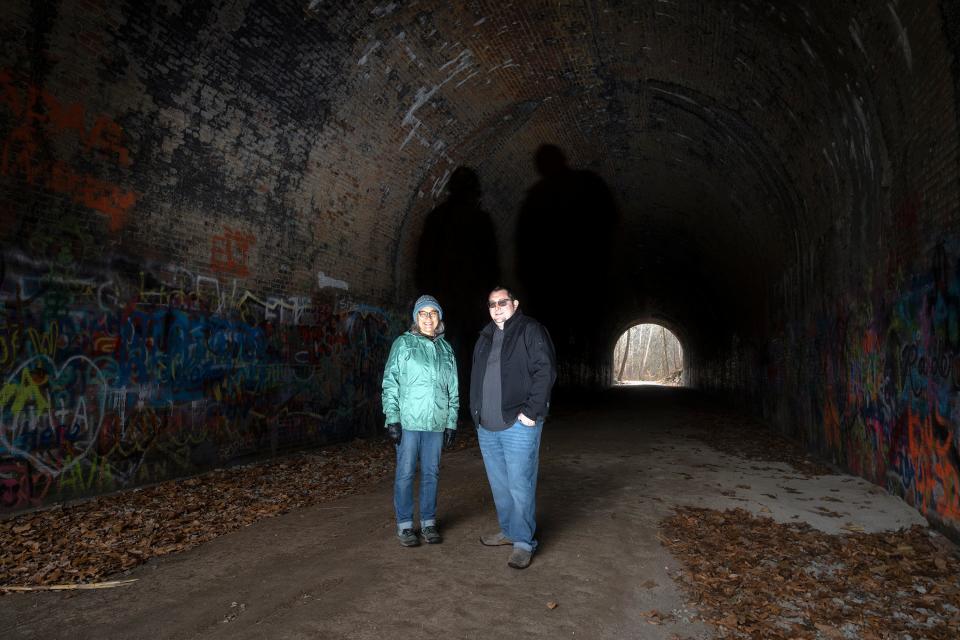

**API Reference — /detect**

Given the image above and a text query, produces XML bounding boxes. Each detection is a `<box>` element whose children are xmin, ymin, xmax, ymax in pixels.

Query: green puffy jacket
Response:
<box><xmin>381</xmin><ymin>331</ymin><xmax>459</xmax><ymax>431</ymax></box>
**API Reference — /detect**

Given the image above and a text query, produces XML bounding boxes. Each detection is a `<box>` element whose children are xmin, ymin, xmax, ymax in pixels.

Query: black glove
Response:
<box><xmin>387</xmin><ymin>423</ymin><xmax>402</xmax><ymax>444</ymax></box>
<box><xmin>443</xmin><ymin>428</ymin><xmax>456</xmax><ymax>450</ymax></box>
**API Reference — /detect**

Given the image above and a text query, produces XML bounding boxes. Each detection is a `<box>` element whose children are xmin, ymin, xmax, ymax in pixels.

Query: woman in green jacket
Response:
<box><xmin>382</xmin><ymin>294</ymin><xmax>459</xmax><ymax>547</ymax></box>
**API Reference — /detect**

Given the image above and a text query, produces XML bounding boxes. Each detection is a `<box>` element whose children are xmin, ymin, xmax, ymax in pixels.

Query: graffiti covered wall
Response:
<box><xmin>0</xmin><ymin>249</ymin><xmax>400</xmax><ymax>512</ymax></box>
<box><xmin>759</xmin><ymin>237</ymin><xmax>960</xmax><ymax>536</ymax></box>
<box><xmin>694</xmin><ymin>224</ymin><xmax>960</xmax><ymax>539</ymax></box>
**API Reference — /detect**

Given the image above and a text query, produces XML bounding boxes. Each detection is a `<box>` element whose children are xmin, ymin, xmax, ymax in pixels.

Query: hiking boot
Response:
<box><xmin>507</xmin><ymin>547</ymin><xmax>532</xmax><ymax>569</ymax></box>
<box><xmin>421</xmin><ymin>525</ymin><xmax>442</xmax><ymax>544</ymax></box>
<box><xmin>398</xmin><ymin>528</ymin><xmax>420</xmax><ymax>547</ymax></box>
<box><xmin>479</xmin><ymin>532</ymin><xmax>513</xmax><ymax>547</ymax></box>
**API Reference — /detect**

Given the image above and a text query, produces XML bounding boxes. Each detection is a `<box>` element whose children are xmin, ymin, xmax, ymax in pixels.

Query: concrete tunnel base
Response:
<box><xmin>2</xmin><ymin>389</ymin><xmax>930</xmax><ymax>639</ymax></box>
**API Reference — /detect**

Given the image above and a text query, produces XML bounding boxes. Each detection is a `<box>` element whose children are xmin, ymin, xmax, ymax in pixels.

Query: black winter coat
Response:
<box><xmin>470</xmin><ymin>311</ymin><xmax>557</xmax><ymax>428</ymax></box>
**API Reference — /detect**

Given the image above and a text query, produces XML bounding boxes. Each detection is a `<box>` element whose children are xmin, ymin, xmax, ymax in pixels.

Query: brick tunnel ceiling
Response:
<box><xmin>98</xmin><ymin>0</ymin><xmax>891</xmax><ymax>351</ymax></box>
<box><xmin>339</xmin><ymin>0</ymin><xmax>881</xmax><ymax>344</ymax></box>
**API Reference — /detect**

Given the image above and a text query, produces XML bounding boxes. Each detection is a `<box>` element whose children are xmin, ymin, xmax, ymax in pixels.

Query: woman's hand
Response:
<box><xmin>443</xmin><ymin>428</ymin><xmax>457</xmax><ymax>450</ymax></box>
<box><xmin>387</xmin><ymin>423</ymin><xmax>402</xmax><ymax>444</ymax></box>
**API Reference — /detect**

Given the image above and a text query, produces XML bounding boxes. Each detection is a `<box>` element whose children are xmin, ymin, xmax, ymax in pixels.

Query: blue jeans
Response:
<box><xmin>394</xmin><ymin>430</ymin><xmax>443</xmax><ymax>531</ymax></box>
<box><xmin>478</xmin><ymin>419</ymin><xmax>543</xmax><ymax>552</ymax></box>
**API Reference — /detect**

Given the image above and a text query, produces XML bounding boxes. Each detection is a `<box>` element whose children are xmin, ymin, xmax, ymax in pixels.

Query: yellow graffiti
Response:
<box><xmin>27</xmin><ymin>323</ymin><xmax>59</xmax><ymax>357</ymax></box>
<box><xmin>58</xmin><ymin>453</ymin><xmax>115</xmax><ymax>495</ymax></box>
<box><xmin>137</xmin><ymin>460</ymin><xmax>168</xmax><ymax>483</ymax></box>
<box><xmin>0</xmin><ymin>368</ymin><xmax>50</xmax><ymax>414</ymax></box>
<box><xmin>0</xmin><ymin>327</ymin><xmax>22</xmax><ymax>369</ymax></box>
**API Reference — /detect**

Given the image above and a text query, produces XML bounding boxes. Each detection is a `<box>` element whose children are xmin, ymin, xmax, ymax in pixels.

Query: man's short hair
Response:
<box><xmin>488</xmin><ymin>285</ymin><xmax>515</xmax><ymax>300</ymax></box>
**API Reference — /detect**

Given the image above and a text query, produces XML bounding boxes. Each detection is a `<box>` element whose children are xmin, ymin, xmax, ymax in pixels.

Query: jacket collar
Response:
<box><xmin>481</xmin><ymin>309</ymin><xmax>524</xmax><ymax>337</ymax></box>
<box><xmin>408</xmin><ymin>328</ymin><xmax>444</xmax><ymax>341</ymax></box>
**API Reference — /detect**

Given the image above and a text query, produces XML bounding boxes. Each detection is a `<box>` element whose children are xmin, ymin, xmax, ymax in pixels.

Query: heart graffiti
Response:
<box><xmin>0</xmin><ymin>355</ymin><xmax>109</xmax><ymax>477</ymax></box>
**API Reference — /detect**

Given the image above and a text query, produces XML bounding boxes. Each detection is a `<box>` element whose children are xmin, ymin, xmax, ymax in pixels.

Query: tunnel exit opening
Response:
<box><xmin>612</xmin><ymin>324</ymin><xmax>684</xmax><ymax>386</ymax></box>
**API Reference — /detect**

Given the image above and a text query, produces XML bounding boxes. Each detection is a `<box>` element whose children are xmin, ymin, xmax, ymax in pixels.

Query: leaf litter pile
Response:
<box><xmin>659</xmin><ymin>506</ymin><xmax>960</xmax><ymax>639</ymax></box>
<box><xmin>1</xmin><ymin>430</ymin><xmax>477</xmax><ymax>589</ymax></box>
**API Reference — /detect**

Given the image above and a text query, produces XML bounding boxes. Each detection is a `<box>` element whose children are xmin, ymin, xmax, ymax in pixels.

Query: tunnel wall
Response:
<box><xmin>0</xmin><ymin>246</ymin><xmax>401</xmax><ymax>512</ymax></box>
<box><xmin>0</xmin><ymin>2</ymin><xmax>416</xmax><ymax>513</ymax></box>
<box><xmin>691</xmin><ymin>4</ymin><xmax>960</xmax><ymax>539</ymax></box>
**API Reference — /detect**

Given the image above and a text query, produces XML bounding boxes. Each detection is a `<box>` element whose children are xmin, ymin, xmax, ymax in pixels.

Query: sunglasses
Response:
<box><xmin>487</xmin><ymin>298</ymin><xmax>513</xmax><ymax>309</ymax></box>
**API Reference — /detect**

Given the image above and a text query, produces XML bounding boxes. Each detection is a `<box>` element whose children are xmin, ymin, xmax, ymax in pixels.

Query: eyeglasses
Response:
<box><xmin>487</xmin><ymin>298</ymin><xmax>512</xmax><ymax>309</ymax></box>
<box><xmin>417</xmin><ymin>310</ymin><xmax>439</xmax><ymax>319</ymax></box>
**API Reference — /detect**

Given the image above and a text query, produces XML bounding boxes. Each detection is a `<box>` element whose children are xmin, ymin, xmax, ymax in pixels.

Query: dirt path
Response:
<box><xmin>1</xmin><ymin>389</ymin><xmax>930</xmax><ymax>639</ymax></box>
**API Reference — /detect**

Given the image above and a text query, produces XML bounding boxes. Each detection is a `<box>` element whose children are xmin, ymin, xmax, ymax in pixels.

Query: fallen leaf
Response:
<box><xmin>814</xmin><ymin>622</ymin><xmax>843</xmax><ymax>638</ymax></box>
<box><xmin>718</xmin><ymin>613</ymin><xmax>738</xmax><ymax>627</ymax></box>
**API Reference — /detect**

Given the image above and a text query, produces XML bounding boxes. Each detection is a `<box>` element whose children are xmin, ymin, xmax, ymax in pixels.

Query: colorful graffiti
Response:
<box><xmin>760</xmin><ymin>236</ymin><xmax>960</xmax><ymax>535</ymax></box>
<box><xmin>0</xmin><ymin>248</ymin><xmax>400</xmax><ymax>512</ymax></box>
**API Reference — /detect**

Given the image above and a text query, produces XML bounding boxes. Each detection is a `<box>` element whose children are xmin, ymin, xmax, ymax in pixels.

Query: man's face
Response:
<box><xmin>417</xmin><ymin>307</ymin><xmax>439</xmax><ymax>336</ymax></box>
<box><xmin>487</xmin><ymin>289</ymin><xmax>518</xmax><ymax>327</ymax></box>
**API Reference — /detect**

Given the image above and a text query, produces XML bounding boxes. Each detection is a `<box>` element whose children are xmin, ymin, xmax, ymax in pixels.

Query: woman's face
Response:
<box><xmin>416</xmin><ymin>307</ymin><xmax>439</xmax><ymax>336</ymax></box>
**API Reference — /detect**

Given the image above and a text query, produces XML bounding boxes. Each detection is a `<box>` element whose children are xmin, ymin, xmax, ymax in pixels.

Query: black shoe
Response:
<box><xmin>421</xmin><ymin>525</ymin><xmax>442</xmax><ymax>544</ymax></box>
<box><xmin>398</xmin><ymin>528</ymin><xmax>420</xmax><ymax>547</ymax></box>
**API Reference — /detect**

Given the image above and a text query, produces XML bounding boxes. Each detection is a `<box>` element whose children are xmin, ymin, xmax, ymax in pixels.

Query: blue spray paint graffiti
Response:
<box><xmin>0</xmin><ymin>249</ymin><xmax>401</xmax><ymax>512</ymax></box>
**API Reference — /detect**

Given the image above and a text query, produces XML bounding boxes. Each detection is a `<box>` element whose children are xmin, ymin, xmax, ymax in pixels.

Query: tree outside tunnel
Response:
<box><xmin>613</xmin><ymin>324</ymin><xmax>683</xmax><ymax>385</ymax></box>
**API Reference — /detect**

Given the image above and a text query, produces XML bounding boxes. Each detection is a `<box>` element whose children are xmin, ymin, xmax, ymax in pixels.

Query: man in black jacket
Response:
<box><xmin>470</xmin><ymin>286</ymin><xmax>556</xmax><ymax>569</ymax></box>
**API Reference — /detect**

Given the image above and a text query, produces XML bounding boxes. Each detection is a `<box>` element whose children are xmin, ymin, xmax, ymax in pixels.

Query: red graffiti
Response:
<box><xmin>0</xmin><ymin>461</ymin><xmax>53</xmax><ymax>510</ymax></box>
<box><xmin>0</xmin><ymin>69</ymin><xmax>136</xmax><ymax>230</ymax></box>
<box><xmin>0</xmin><ymin>69</ymin><xmax>130</xmax><ymax>165</ymax></box>
<box><xmin>903</xmin><ymin>407</ymin><xmax>960</xmax><ymax>521</ymax></box>
<box><xmin>822</xmin><ymin>386</ymin><xmax>842</xmax><ymax>452</ymax></box>
<box><xmin>211</xmin><ymin>228</ymin><xmax>256</xmax><ymax>277</ymax></box>
<box><xmin>858</xmin><ymin>416</ymin><xmax>889</xmax><ymax>484</ymax></box>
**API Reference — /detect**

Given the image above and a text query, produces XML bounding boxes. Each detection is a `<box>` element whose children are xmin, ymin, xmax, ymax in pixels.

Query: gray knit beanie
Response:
<box><xmin>412</xmin><ymin>294</ymin><xmax>443</xmax><ymax>322</ymax></box>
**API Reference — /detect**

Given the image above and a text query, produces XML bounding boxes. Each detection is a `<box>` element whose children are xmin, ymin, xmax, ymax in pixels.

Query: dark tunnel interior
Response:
<box><xmin>2</xmin><ymin>0</ymin><xmax>960</xmax><ymax>542</ymax></box>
